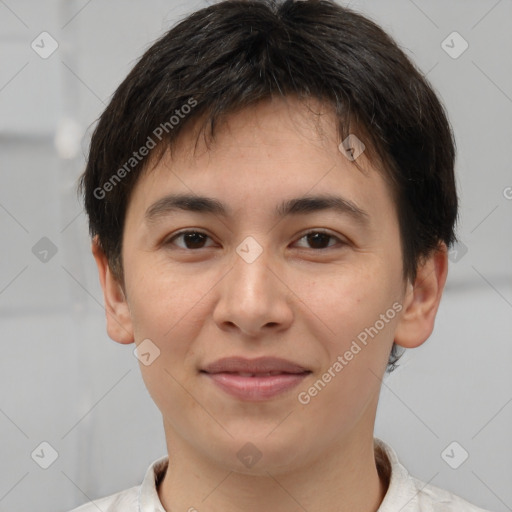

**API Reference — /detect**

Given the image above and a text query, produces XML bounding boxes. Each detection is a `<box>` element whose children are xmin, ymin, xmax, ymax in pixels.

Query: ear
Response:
<box><xmin>92</xmin><ymin>236</ymin><xmax>134</xmax><ymax>344</ymax></box>
<box><xmin>394</xmin><ymin>242</ymin><xmax>449</xmax><ymax>349</ymax></box>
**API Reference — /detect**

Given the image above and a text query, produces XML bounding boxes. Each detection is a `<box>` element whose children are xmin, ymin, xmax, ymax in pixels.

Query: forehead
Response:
<box><xmin>127</xmin><ymin>97</ymin><xmax>397</xmax><ymax>231</ymax></box>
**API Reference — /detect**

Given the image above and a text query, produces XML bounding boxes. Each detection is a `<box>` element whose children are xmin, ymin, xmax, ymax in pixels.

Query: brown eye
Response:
<box><xmin>166</xmin><ymin>231</ymin><xmax>213</xmax><ymax>249</ymax></box>
<box><xmin>294</xmin><ymin>231</ymin><xmax>344</xmax><ymax>250</ymax></box>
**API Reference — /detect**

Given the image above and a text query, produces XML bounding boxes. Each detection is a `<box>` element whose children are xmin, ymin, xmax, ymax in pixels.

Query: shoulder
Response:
<box><xmin>410</xmin><ymin>476</ymin><xmax>492</xmax><ymax>511</ymax></box>
<box><xmin>67</xmin><ymin>485</ymin><xmax>139</xmax><ymax>512</ymax></box>
<box><xmin>374</xmin><ymin>439</ymin><xmax>493</xmax><ymax>512</ymax></box>
<box><xmin>66</xmin><ymin>455</ymin><xmax>169</xmax><ymax>512</ymax></box>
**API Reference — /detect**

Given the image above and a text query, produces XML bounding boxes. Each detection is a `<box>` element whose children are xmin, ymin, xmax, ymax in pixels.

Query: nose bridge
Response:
<box><xmin>213</xmin><ymin>238</ymin><xmax>292</xmax><ymax>334</ymax></box>
<box><xmin>229</xmin><ymin>241</ymin><xmax>275</xmax><ymax>305</ymax></box>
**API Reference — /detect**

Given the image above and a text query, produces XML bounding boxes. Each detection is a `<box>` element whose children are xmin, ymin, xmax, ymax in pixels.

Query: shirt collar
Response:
<box><xmin>374</xmin><ymin>438</ymin><xmax>422</xmax><ymax>511</ymax></box>
<box><xmin>138</xmin><ymin>455</ymin><xmax>168</xmax><ymax>512</ymax></box>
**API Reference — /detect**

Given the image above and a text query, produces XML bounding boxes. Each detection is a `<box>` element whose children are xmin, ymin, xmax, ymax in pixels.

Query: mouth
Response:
<box><xmin>201</xmin><ymin>356</ymin><xmax>311</xmax><ymax>375</ymax></box>
<box><xmin>212</xmin><ymin>371</ymin><xmax>303</xmax><ymax>377</ymax></box>
<box><xmin>200</xmin><ymin>357</ymin><xmax>312</xmax><ymax>401</ymax></box>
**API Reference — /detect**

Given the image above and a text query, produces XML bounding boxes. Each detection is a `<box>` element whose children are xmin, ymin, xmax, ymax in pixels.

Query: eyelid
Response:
<box><xmin>164</xmin><ymin>229</ymin><xmax>216</xmax><ymax>248</ymax></box>
<box><xmin>293</xmin><ymin>229</ymin><xmax>347</xmax><ymax>249</ymax></box>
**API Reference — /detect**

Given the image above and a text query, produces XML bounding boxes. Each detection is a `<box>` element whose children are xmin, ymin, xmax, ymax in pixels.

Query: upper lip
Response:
<box><xmin>201</xmin><ymin>357</ymin><xmax>311</xmax><ymax>374</ymax></box>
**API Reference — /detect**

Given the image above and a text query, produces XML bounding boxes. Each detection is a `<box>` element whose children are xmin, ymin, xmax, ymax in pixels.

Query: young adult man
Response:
<box><xmin>71</xmin><ymin>1</ymin><xmax>491</xmax><ymax>510</ymax></box>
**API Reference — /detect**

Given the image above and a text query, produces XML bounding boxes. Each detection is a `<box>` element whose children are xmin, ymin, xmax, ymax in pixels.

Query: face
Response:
<box><xmin>98</xmin><ymin>96</ymin><xmax>443</xmax><ymax>475</ymax></box>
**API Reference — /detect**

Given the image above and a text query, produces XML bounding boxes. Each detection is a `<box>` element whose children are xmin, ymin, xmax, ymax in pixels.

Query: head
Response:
<box><xmin>81</xmin><ymin>0</ymin><xmax>457</xmax><ymax>474</ymax></box>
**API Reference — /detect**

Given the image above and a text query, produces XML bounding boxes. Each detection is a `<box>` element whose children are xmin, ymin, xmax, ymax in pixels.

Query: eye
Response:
<box><xmin>293</xmin><ymin>230</ymin><xmax>345</xmax><ymax>250</ymax></box>
<box><xmin>164</xmin><ymin>229</ymin><xmax>346</xmax><ymax>251</ymax></box>
<box><xmin>165</xmin><ymin>230</ymin><xmax>215</xmax><ymax>250</ymax></box>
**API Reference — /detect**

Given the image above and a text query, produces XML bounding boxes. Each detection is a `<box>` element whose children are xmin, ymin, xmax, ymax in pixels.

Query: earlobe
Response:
<box><xmin>394</xmin><ymin>242</ymin><xmax>449</xmax><ymax>349</ymax></box>
<box><xmin>92</xmin><ymin>237</ymin><xmax>134</xmax><ymax>344</ymax></box>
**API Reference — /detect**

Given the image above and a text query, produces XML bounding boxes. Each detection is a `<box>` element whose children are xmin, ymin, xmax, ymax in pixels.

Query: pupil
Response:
<box><xmin>185</xmin><ymin>232</ymin><xmax>205</xmax><ymax>249</ymax></box>
<box><xmin>308</xmin><ymin>233</ymin><xmax>329</xmax><ymax>249</ymax></box>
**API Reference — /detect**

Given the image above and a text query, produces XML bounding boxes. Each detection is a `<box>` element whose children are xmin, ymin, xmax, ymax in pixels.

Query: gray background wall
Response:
<box><xmin>0</xmin><ymin>1</ymin><xmax>510</xmax><ymax>511</ymax></box>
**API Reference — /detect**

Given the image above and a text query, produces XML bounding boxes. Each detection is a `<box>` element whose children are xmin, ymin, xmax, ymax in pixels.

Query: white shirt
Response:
<box><xmin>69</xmin><ymin>439</ymin><xmax>492</xmax><ymax>511</ymax></box>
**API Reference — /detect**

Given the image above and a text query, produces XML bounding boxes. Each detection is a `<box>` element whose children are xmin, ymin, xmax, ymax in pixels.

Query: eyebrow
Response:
<box><xmin>145</xmin><ymin>193</ymin><xmax>370</xmax><ymax>226</ymax></box>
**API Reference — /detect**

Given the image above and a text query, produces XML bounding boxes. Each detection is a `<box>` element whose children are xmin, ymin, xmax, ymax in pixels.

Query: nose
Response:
<box><xmin>212</xmin><ymin>245</ymin><xmax>294</xmax><ymax>337</ymax></box>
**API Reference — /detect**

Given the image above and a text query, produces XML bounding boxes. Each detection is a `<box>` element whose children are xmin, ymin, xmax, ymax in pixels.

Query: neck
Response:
<box><xmin>158</xmin><ymin>427</ymin><xmax>388</xmax><ymax>512</ymax></box>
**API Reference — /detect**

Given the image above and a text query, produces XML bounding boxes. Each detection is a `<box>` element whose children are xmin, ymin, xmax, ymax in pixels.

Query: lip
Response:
<box><xmin>201</xmin><ymin>357</ymin><xmax>311</xmax><ymax>401</ymax></box>
<box><xmin>202</xmin><ymin>356</ymin><xmax>310</xmax><ymax>374</ymax></box>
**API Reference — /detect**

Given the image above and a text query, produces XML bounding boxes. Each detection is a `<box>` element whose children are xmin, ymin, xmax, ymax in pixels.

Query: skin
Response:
<box><xmin>93</xmin><ymin>96</ymin><xmax>448</xmax><ymax>512</ymax></box>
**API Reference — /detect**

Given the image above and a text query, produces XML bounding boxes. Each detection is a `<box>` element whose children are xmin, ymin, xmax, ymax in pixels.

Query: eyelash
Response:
<box><xmin>164</xmin><ymin>229</ymin><xmax>347</xmax><ymax>251</ymax></box>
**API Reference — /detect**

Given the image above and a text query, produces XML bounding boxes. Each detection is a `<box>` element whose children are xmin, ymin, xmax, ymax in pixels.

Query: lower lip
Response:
<box><xmin>203</xmin><ymin>372</ymin><xmax>310</xmax><ymax>401</ymax></box>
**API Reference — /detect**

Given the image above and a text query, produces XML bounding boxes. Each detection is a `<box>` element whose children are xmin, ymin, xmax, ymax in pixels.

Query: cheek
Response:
<box><xmin>125</xmin><ymin>261</ymin><xmax>206</xmax><ymax>341</ymax></box>
<box><xmin>290</xmin><ymin>262</ymin><xmax>400</xmax><ymax>402</ymax></box>
<box><xmin>295</xmin><ymin>273</ymin><xmax>397</xmax><ymax>428</ymax></box>
<box><xmin>294</xmin><ymin>263</ymin><xmax>394</xmax><ymax>339</ymax></box>
<box><xmin>128</xmin><ymin>271</ymin><xmax>208</xmax><ymax>417</ymax></box>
